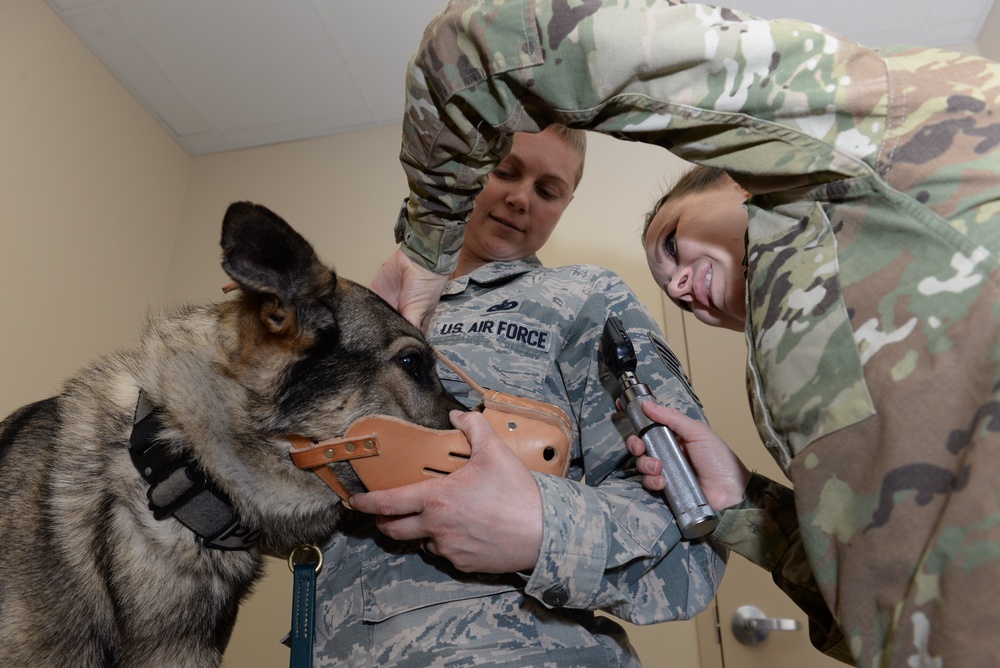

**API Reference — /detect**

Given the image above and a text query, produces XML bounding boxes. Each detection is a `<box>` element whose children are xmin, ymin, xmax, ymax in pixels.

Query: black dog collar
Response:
<box><xmin>129</xmin><ymin>391</ymin><xmax>261</xmax><ymax>551</ymax></box>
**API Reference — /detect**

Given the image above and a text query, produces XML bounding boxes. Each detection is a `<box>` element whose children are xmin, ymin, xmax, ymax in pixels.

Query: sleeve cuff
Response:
<box><xmin>394</xmin><ymin>197</ymin><xmax>465</xmax><ymax>275</ymax></box>
<box><xmin>523</xmin><ymin>473</ymin><xmax>608</xmax><ymax>609</ymax></box>
<box><xmin>711</xmin><ymin>473</ymin><xmax>792</xmax><ymax>571</ymax></box>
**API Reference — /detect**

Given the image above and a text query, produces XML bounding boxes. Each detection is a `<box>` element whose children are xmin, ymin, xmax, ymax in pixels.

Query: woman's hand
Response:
<box><xmin>369</xmin><ymin>249</ymin><xmax>449</xmax><ymax>332</ymax></box>
<box><xmin>627</xmin><ymin>401</ymin><xmax>751</xmax><ymax>510</ymax></box>
<box><xmin>348</xmin><ymin>410</ymin><xmax>543</xmax><ymax>573</ymax></box>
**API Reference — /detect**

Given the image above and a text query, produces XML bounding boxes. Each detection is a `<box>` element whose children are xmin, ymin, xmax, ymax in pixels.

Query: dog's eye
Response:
<box><xmin>396</xmin><ymin>353</ymin><xmax>420</xmax><ymax>378</ymax></box>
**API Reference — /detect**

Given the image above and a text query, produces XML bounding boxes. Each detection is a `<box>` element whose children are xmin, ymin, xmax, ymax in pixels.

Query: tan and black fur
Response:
<box><xmin>0</xmin><ymin>202</ymin><xmax>463</xmax><ymax>667</ymax></box>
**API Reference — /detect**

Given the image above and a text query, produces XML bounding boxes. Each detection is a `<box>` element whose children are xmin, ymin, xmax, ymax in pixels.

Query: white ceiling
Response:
<box><xmin>45</xmin><ymin>0</ymin><xmax>997</xmax><ymax>156</ymax></box>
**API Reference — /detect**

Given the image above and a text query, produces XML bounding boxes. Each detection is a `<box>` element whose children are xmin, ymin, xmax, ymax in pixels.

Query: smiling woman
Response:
<box><xmin>642</xmin><ymin>166</ymin><xmax>750</xmax><ymax>332</ymax></box>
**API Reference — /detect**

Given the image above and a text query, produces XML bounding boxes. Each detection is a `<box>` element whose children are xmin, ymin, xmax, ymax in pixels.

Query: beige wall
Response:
<box><xmin>981</xmin><ymin>0</ymin><xmax>1000</xmax><ymax>62</ymax></box>
<box><xmin>0</xmin><ymin>0</ymin><xmax>190</xmax><ymax>416</ymax></box>
<box><xmin>9</xmin><ymin>0</ymin><xmax>1000</xmax><ymax>666</ymax></box>
<box><xmin>164</xmin><ymin>127</ymin><xmax>408</xmax><ymax>306</ymax></box>
<box><xmin>163</xmin><ymin>123</ymin><xmax>682</xmax><ymax>318</ymax></box>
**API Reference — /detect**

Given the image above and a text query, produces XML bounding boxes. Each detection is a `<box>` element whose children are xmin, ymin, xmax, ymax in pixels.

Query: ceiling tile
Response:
<box><xmin>42</xmin><ymin>0</ymin><xmax>999</xmax><ymax>155</ymax></box>
<box><xmin>314</xmin><ymin>0</ymin><xmax>445</xmax><ymax>115</ymax></box>
<box><xmin>115</xmin><ymin>0</ymin><xmax>368</xmax><ymax>133</ymax></box>
<box><xmin>63</xmin><ymin>8</ymin><xmax>209</xmax><ymax>137</ymax></box>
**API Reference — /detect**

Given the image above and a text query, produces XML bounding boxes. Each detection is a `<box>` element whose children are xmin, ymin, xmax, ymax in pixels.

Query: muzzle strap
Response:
<box><xmin>289</xmin><ymin>349</ymin><xmax>574</xmax><ymax>501</ymax></box>
<box><xmin>286</xmin><ymin>433</ymin><xmax>380</xmax><ymax>501</ymax></box>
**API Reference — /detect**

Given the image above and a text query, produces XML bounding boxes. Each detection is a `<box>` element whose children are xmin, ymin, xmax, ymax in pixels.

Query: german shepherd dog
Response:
<box><xmin>0</xmin><ymin>202</ymin><xmax>463</xmax><ymax>667</ymax></box>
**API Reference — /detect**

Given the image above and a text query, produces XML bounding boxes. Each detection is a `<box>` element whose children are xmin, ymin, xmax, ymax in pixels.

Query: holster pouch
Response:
<box><xmin>289</xmin><ymin>351</ymin><xmax>572</xmax><ymax>501</ymax></box>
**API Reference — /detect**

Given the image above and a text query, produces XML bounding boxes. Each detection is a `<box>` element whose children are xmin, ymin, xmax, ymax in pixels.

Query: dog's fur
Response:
<box><xmin>0</xmin><ymin>202</ymin><xmax>463</xmax><ymax>667</ymax></box>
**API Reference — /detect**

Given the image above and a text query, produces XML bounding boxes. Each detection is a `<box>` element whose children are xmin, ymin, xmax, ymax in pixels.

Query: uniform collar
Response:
<box><xmin>442</xmin><ymin>255</ymin><xmax>542</xmax><ymax>295</ymax></box>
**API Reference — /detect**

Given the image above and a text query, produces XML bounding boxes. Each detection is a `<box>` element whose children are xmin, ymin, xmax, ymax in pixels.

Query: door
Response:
<box><xmin>662</xmin><ymin>299</ymin><xmax>847</xmax><ymax>668</ymax></box>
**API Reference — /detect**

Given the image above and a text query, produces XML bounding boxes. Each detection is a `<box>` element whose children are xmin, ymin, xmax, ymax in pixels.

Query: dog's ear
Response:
<box><xmin>220</xmin><ymin>202</ymin><xmax>335</xmax><ymax>335</ymax></box>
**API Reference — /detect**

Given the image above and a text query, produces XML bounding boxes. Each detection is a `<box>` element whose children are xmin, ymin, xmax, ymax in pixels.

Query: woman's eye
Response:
<box><xmin>664</xmin><ymin>233</ymin><xmax>678</xmax><ymax>258</ymax></box>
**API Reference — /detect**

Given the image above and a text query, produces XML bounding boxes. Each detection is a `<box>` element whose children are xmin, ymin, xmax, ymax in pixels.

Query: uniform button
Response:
<box><xmin>542</xmin><ymin>586</ymin><xmax>569</xmax><ymax>606</ymax></box>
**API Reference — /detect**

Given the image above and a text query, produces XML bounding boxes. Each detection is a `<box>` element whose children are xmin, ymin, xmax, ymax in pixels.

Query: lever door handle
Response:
<box><xmin>731</xmin><ymin>605</ymin><xmax>802</xmax><ymax>645</ymax></box>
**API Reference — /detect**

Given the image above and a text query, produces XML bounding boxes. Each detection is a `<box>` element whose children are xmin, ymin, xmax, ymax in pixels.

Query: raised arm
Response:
<box><xmin>397</xmin><ymin>0</ymin><xmax>880</xmax><ymax>273</ymax></box>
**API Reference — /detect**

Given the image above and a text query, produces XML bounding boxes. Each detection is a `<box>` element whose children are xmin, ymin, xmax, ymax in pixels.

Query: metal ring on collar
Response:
<box><xmin>287</xmin><ymin>543</ymin><xmax>324</xmax><ymax>574</ymax></box>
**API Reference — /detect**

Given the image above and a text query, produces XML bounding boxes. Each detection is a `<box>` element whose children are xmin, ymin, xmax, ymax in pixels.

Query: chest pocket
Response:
<box><xmin>432</xmin><ymin>317</ymin><xmax>556</xmax><ymax>407</ymax></box>
<box><xmin>361</xmin><ymin>550</ymin><xmax>521</xmax><ymax>623</ymax></box>
<box><xmin>745</xmin><ymin>202</ymin><xmax>875</xmax><ymax>473</ymax></box>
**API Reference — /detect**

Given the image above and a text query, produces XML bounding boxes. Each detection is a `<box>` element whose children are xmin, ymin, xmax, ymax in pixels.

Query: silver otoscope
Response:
<box><xmin>601</xmin><ymin>316</ymin><xmax>718</xmax><ymax>540</ymax></box>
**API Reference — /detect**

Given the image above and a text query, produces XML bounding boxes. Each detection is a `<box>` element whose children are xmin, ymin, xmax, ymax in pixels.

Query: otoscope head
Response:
<box><xmin>601</xmin><ymin>316</ymin><xmax>637</xmax><ymax>379</ymax></box>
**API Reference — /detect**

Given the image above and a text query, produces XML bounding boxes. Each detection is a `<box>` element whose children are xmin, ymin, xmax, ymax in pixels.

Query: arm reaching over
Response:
<box><xmin>395</xmin><ymin>0</ymin><xmax>877</xmax><ymax>274</ymax></box>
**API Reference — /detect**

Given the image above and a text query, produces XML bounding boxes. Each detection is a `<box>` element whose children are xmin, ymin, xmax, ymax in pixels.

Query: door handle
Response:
<box><xmin>731</xmin><ymin>605</ymin><xmax>802</xmax><ymax>645</ymax></box>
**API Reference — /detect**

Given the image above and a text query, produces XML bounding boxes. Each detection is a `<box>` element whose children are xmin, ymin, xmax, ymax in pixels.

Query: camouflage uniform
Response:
<box><xmin>312</xmin><ymin>257</ymin><xmax>723</xmax><ymax>666</ymax></box>
<box><xmin>394</xmin><ymin>1</ymin><xmax>1000</xmax><ymax>666</ymax></box>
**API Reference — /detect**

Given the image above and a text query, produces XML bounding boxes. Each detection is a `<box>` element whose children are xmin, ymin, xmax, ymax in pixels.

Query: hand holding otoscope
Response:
<box><xmin>601</xmin><ymin>316</ymin><xmax>718</xmax><ymax>540</ymax></box>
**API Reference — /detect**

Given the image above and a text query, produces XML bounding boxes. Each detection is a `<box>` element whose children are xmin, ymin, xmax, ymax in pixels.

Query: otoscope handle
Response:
<box><xmin>622</xmin><ymin>384</ymin><xmax>718</xmax><ymax>540</ymax></box>
<box><xmin>600</xmin><ymin>315</ymin><xmax>717</xmax><ymax>539</ymax></box>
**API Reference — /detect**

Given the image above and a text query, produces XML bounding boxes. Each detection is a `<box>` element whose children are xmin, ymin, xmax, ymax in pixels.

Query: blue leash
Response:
<box><xmin>288</xmin><ymin>545</ymin><xmax>323</xmax><ymax>668</ymax></box>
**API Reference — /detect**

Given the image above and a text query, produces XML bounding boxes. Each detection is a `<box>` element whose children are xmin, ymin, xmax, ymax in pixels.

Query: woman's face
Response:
<box><xmin>461</xmin><ymin>128</ymin><xmax>579</xmax><ymax>266</ymax></box>
<box><xmin>644</xmin><ymin>178</ymin><xmax>750</xmax><ymax>331</ymax></box>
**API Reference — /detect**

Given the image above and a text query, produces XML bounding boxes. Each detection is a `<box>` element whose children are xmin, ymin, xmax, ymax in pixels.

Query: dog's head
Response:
<box><xmin>210</xmin><ymin>202</ymin><xmax>464</xmax><ymax>542</ymax></box>
<box><xmin>220</xmin><ymin>201</ymin><xmax>463</xmax><ymax>433</ymax></box>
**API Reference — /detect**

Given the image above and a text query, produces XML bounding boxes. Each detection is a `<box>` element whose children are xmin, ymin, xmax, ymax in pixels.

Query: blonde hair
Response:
<box><xmin>546</xmin><ymin>124</ymin><xmax>587</xmax><ymax>189</ymax></box>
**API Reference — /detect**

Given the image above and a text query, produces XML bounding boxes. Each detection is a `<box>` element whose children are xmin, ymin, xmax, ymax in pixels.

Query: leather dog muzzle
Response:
<box><xmin>288</xmin><ymin>352</ymin><xmax>573</xmax><ymax>501</ymax></box>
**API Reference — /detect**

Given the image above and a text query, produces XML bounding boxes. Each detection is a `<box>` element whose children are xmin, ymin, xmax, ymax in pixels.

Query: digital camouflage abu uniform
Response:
<box><xmin>394</xmin><ymin>1</ymin><xmax>1000</xmax><ymax>666</ymax></box>
<box><xmin>311</xmin><ymin>257</ymin><xmax>723</xmax><ymax>666</ymax></box>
